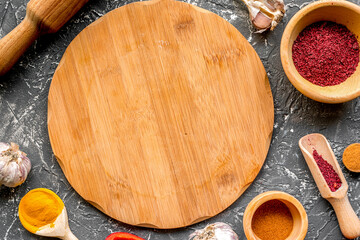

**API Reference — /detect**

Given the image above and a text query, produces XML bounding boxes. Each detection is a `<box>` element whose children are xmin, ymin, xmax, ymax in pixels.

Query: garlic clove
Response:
<box><xmin>0</xmin><ymin>142</ymin><xmax>10</xmax><ymax>152</ymax></box>
<box><xmin>0</xmin><ymin>142</ymin><xmax>31</xmax><ymax>187</ymax></box>
<box><xmin>240</xmin><ymin>0</ymin><xmax>285</xmax><ymax>32</ymax></box>
<box><xmin>189</xmin><ymin>222</ymin><xmax>239</xmax><ymax>240</ymax></box>
<box><xmin>0</xmin><ymin>162</ymin><xmax>20</xmax><ymax>187</ymax></box>
<box><xmin>252</xmin><ymin>12</ymin><xmax>272</xmax><ymax>30</ymax></box>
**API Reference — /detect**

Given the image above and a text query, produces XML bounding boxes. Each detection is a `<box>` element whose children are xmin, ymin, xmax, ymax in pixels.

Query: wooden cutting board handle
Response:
<box><xmin>0</xmin><ymin>0</ymin><xmax>89</xmax><ymax>76</ymax></box>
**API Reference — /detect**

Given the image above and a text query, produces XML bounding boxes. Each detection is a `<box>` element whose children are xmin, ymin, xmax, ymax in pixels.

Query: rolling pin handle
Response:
<box><xmin>328</xmin><ymin>195</ymin><xmax>360</xmax><ymax>239</ymax></box>
<box><xmin>0</xmin><ymin>16</ymin><xmax>39</xmax><ymax>76</ymax></box>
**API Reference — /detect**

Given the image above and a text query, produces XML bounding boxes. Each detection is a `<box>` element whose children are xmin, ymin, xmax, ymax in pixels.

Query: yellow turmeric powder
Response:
<box><xmin>18</xmin><ymin>188</ymin><xmax>64</xmax><ymax>233</ymax></box>
<box><xmin>343</xmin><ymin>143</ymin><xmax>360</xmax><ymax>172</ymax></box>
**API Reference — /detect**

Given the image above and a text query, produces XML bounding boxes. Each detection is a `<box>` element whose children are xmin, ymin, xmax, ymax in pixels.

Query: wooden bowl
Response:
<box><xmin>281</xmin><ymin>0</ymin><xmax>360</xmax><ymax>104</ymax></box>
<box><xmin>243</xmin><ymin>191</ymin><xmax>308</xmax><ymax>240</ymax></box>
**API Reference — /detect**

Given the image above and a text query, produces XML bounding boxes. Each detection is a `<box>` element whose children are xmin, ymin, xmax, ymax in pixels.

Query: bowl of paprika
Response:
<box><xmin>243</xmin><ymin>191</ymin><xmax>308</xmax><ymax>240</ymax></box>
<box><xmin>281</xmin><ymin>0</ymin><xmax>360</xmax><ymax>104</ymax></box>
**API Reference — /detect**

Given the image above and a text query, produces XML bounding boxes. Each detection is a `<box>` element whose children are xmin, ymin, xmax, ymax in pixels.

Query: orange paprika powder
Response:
<box><xmin>251</xmin><ymin>200</ymin><xmax>294</xmax><ymax>240</ymax></box>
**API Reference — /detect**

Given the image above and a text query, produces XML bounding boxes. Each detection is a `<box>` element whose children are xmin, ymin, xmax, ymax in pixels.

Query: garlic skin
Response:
<box><xmin>0</xmin><ymin>142</ymin><xmax>31</xmax><ymax>187</ymax></box>
<box><xmin>240</xmin><ymin>0</ymin><xmax>285</xmax><ymax>32</ymax></box>
<box><xmin>189</xmin><ymin>222</ymin><xmax>239</xmax><ymax>240</ymax></box>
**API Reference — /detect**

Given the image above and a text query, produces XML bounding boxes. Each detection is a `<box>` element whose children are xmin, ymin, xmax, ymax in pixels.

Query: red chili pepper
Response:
<box><xmin>105</xmin><ymin>232</ymin><xmax>145</xmax><ymax>240</ymax></box>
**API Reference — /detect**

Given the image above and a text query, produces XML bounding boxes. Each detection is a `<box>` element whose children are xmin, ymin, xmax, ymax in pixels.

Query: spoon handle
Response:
<box><xmin>328</xmin><ymin>195</ymin><xmax>360</xmax><ymax>239</ymax></box>
<box><xmin>62</xmin><ymin>228</ymin><xmax>79</xmax><ymax>240</ymax></box>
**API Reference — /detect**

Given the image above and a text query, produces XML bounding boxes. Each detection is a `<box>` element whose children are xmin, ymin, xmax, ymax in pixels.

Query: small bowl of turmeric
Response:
<box><xmin>243</xmin><ymin>191</ymin><xmax>308</xmax><ymax>240</ymax></box>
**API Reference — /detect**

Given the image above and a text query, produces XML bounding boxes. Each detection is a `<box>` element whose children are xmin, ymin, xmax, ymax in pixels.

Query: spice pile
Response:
<box><xmin>292</xmin><ymin>21</ymin><xmax>359</xmax><ymax>86</ymax></box>
<box><xmin>251</xmin><ymin>200</ymin><xmax>293</xmax><ymax>240</ymax></box>
<box><xmin>313</xmin><ymin>150</ymin><xmax>342</xmax><ymax>192</ymax></box>
<box><xmin>343</xmin><ymin>143</ymin><xmax>360</xmax><ymax>172</ymax></box>
<box><xmin>18</xmin><ymin>188</ymin><xmax>64</xmax><ymax>233</ymax></box>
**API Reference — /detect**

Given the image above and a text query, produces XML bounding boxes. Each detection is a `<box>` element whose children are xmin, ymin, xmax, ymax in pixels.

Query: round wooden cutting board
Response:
<box><xmin>48</xmin><ymin>0</ymin><xmax>274</xmax><ymax>229</ymax></box>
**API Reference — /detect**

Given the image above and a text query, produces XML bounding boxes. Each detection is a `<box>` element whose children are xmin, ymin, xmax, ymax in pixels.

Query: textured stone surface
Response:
<box><xmin>1</xmin><ymin>0</ymin><xmax>360</xmax><ymax>239</ymax></box>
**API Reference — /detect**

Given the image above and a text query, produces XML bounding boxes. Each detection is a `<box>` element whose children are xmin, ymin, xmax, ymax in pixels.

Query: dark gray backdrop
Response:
<box><xmin>1</xmin><ymin>0</ymin><xmax>360</xmax><ymax>239</ymax></box>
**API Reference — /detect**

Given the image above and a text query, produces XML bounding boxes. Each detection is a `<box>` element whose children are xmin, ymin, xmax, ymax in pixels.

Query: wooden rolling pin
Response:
<box><xmin>0</xmin><ymin>0</ymin><xmax>89</xmax><ymax>76</ymax></box>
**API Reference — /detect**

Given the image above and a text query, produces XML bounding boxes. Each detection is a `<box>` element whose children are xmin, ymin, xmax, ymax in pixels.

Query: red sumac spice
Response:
<box><xmin>313</xmin><ymin>150</ymin><xmax>342</xmax><ymax>192</ymax></box>
<box><xmin>292</xmin><ymin>21</ymin><xmax>359</xmax><ymax>86</ymax></box>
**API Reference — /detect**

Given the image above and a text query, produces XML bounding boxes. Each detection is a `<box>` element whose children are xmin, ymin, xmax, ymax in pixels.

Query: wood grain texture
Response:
<box><xmin>48</xmin><ymin>0</ymin><xmax>274</xmax><ymax>229</ymax></box>
<box><xmin>281</xmin><ymin>0</ymin><xmax>360</xmax><ymax>104</ymax></box>
<box><xmin>0</xmin><ymin>0</ymin><xmax>89</xmax><ymax>75</ymax></box>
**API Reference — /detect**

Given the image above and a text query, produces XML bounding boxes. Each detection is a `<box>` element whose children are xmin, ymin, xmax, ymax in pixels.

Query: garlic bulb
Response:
<box><xmin>189</xmin><ymin>222</ymin><xmax>239</xmax><ymax>240</ymax></box>
<box><xmin>240</xmin><ymin>0</ymin><xmax>285</xmax><ymax>32</ymax></box>
<box><xmin>0</xmin><ymin>142</ymin><xmax>31</xmax><ymax>187</ymax></box>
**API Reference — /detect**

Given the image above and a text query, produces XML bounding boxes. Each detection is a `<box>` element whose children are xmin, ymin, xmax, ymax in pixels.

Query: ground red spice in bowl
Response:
<box><xmin>313</xmin><ymin>150</ymin><xmax>342</xmax><ymax>192</ymax></box>
<box><xmin>292</xmin><ymin>21</ymin><xmax>359</xmax><ymax>86</ymax></box>
<box><xmin>251</xmin><ymin>200</ymin><xmax>294</xmax><ymax>240</ymax></box>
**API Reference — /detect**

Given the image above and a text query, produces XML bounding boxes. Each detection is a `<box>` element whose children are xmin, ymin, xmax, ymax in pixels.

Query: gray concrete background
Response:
<box><xmin>1</xmin><ymin>0</ymin><xmax>360</xmax><ymax>239</ymax></box>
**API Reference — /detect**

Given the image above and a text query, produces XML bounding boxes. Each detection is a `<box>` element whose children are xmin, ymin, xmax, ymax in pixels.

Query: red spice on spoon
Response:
<box><xmin>313</xmin><ymin>150</ymin><xmax>342</xmax><ymax>192</ymax></box>
<box><xmin>292</xmin><ymin>21</ymin><xmax>359</xmax><ymax>86</ymax></box>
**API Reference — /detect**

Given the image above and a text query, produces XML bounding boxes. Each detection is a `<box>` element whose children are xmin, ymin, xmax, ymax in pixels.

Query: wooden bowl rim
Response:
<box><xmin>280</xmin><ymin>0</ymin><xmax>360</xmax><ymax>104</ymax></box>
<box><xmin>243</xmin><ymin>191</ymin><xmax>308</xmax><ymax>240</ymax></box>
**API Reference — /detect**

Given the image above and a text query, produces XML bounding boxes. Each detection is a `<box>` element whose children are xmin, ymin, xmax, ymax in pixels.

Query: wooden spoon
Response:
<box><xmin>19</xmin><ymin>188</ymin><xmax>78</xmax><ymax>240</ymax></box>
<box><xmin>33</xmin><ymin>207</ymin><xmax>78</xmax><ymax>240</ymax></box>
<box><xmin>0</xmin><ymin>0</ymin><xmax>89</xmax><ymax>76</ymax></box>
<box><xmin>299</xmin><ymin>133</ymin><xmax>360</xmax><ymax>239</ymax></box>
